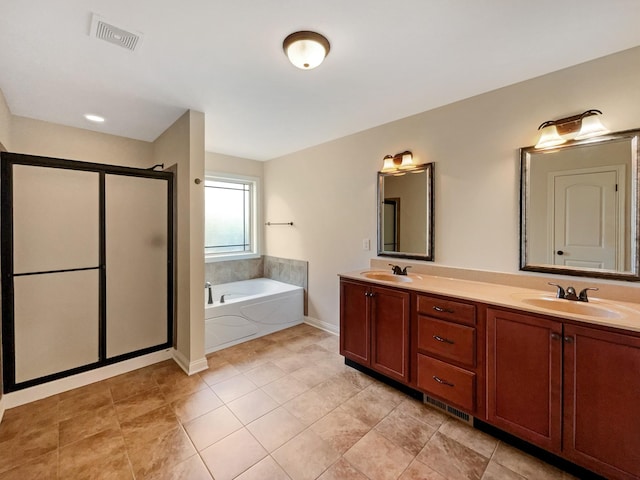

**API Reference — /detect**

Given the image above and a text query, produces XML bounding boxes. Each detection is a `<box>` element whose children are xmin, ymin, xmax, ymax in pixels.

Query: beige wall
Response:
<box><xmin>153</xmin><ymin>110</ymin><xmax>205</xmax><ymax>371</ymax></box>
<box><xmin>205</xmin><ymin>151</ymin><xmax>264</xmax><ymax>178</ymax></box>
<box><xmin>264</xmin><ymin>46</ymin><xmax>640</xmax><ymax>328</ymax></box>
<box><xmin>10</xmin><ymin>116</ymin><xmax>153</xmax><ymax>167</ymax></box>
<box><xmin>0</xmin><ymin>90</ymin><xmax>8</xmax><ymax>402</ymax></box>
<box><xmin>0</xmin><ymin>89</ymin><xmax>10</xmax><ymax>151</ymax></box>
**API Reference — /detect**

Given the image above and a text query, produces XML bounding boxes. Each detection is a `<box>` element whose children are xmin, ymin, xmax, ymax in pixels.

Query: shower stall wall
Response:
<box><xmin>1</xmin><ymin>152</ymin><xmax>173</xmax><ymax>392</ymax></box>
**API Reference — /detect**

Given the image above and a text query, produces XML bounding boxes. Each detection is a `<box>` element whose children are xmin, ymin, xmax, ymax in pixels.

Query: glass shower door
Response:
<box><xmin>11</xmin><ymin>165</ymin><xmax>100</xmax><ymax>383</ymax></box>
<box><xmin>105</xmin><ymin>174</ymin><xmax>169</xmax><ymax>358</ymax></box>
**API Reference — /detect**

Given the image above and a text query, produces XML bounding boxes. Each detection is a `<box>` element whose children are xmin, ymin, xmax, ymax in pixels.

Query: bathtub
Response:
<box><xmin>205</xmin><ymin>278</ymin><xmax>304</xmax><ymax>353</ymax></box>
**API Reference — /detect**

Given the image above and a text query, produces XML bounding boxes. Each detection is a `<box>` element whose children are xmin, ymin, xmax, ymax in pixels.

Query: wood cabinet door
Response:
<box><xmin>563</xmin><ymin>324</ymin><xmax>640</xmax><ymax>480</ymax></box>
<box><xmin>339</xmin><ymin>280</ymin><xmax>371</xmax><ymax>366</ymax></box>
<box><xmin>487</xmin><ymin>308</ymin><xmax>563</xmax><ymax>453</ymax></box>
<box><xmin>370</xmin><ymin>286</ymin><xmax>410</xmax><ymax>383</ymax></box>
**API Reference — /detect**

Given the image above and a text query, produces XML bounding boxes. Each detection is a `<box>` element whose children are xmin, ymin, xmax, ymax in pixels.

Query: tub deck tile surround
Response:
<box><xmin>0</xmin><ymin>324</ymin><xmax>575</xmax><ymax>480</ymax></box>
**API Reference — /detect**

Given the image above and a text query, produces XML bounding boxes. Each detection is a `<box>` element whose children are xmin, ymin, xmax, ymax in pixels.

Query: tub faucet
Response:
<box><xmin>389</xmin><ymin>264</ymin><xmax>411</xmax><ymax>276</ymax></box>
<box><xmin>220</xmin><ymin>294</ymin><xmax>226</xmax><ymax>304</ymax></box>
<box><xmin>205</xmin><ymin>282</ymin><xmax>213</xmax><ymax>305</ymax></box>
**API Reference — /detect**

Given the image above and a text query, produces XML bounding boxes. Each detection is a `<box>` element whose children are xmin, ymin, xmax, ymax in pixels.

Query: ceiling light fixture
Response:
<box><xmin>84</xmin><ymin>114</ymin><xmax>105</xmax><ymax>123</ymax></box>
<box><xmin>534</xmin><ymin>109</ymin><xmax>608</xmax><ymax>149</ymax></box>
<box><xmin>283</xmin><ymin>31</ymin><xmax>330</xmax><ymax>70</ymax></box>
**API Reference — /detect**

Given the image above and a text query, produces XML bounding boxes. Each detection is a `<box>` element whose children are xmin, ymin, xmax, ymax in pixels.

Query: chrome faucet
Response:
<box><xmin>389</xmin><ymin>264</ymin><xmax>411</xmax><ymax>276</ymax></box>
<box><xmin>205</xmin><ymin>282</ymin><xmax>213</xmax><ymax>305</ymax></box>
<box><xmin>548</xmin><ymin>283</ymin><xmax>599</xmax><ymax>302</ymax></box>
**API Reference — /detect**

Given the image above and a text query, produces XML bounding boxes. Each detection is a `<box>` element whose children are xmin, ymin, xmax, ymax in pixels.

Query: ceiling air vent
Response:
<box><xmin>89</xmin><ymin>14</ymin><xmax>143</xmax><ymax>52</ymax></box>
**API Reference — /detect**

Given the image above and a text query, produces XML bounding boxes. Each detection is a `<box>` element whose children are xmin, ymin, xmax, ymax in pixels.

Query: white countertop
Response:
<box><xmin>339</xmin><ymin>269</ymin><xmax>640</xmax><ymax>333</ymax></box>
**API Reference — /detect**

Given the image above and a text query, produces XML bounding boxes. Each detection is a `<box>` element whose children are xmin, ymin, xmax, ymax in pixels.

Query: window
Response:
<box><xmin>204</xmin><ymin>175</ymin><xmax>259</xmax><ymax>260</ymax></box>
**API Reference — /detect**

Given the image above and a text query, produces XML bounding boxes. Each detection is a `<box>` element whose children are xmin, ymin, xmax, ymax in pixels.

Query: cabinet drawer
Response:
<box><xmin>416</xmin><ymin>295</ymin><xmax>476</xmax><ymax>326</ymax></box>
<box><xmin>418</xmin><ymin>316</ymin><xmax>476</xmax><ymax>367</ymax></box>
<box><xmin>417</xmin><ymin>354</ymin><xmax>475</xmax><ymax>412</ymax></box>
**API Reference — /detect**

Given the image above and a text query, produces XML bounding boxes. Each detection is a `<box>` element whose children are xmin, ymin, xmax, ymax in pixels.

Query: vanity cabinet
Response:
<box><xmin>562</xmin><ymin>324</ymin><xmax>640</xmax><ymax>480</ymax></box>
<box><xmin>339</xmin><ymin>279</ymin><xmax>410</xmax><ymax>383</ymax></box>
<box><xmin>487</xmin><ymin>308</ymin><xmax>640</xmax><ymax>480</ymax></box>
<box><xmin>413</xmin><ymin>294</ymin><xmax>484</xmax><ymax>416</ymax></box>
<box><xmin>487</xmin><ymin>308</ymin><xmax>563</xmax><ymax>452</ymax></box>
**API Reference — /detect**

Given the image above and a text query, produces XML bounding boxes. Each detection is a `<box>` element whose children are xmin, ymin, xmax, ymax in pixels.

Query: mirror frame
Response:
<box><xmin>520</xmin><ymin>129</ymin><xmax>640</xmax><ymax>281</ymax></box>
<box><xmin>377</xmin><ymin>162</ymin><xmax>434</xmax><ymax>261</ymax></box>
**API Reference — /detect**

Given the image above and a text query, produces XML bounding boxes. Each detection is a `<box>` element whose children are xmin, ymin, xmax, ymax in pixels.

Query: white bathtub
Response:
<box><xmin>205</xmin><ymin>278</ymin><xmax>304</xmax><ymax>353</ymax></box>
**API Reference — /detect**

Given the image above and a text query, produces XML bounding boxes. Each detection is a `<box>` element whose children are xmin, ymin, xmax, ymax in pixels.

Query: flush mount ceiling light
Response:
<box><xmin>283</xmin><ymin>31</ymin><xmax>330</xmax><ymax>70</ymax></box>
<box><xmin>535</xmin><ymin>109</ymin><xmax>609</xmax><ymax>149</ymax></box>
<box><xmin>84</xmin><ymin>114</ymin><xmax>105</xmax><ymax>123</ymax></box>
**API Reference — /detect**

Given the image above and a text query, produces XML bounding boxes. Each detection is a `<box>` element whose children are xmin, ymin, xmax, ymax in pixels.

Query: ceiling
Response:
<box><xmin>1</xmin><ymin>1</ymin><xmax>639</xmax><ymax>161</ymax></box>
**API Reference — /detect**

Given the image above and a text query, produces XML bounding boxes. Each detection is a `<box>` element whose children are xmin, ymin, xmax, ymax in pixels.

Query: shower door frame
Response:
<box><xmin>1</xmin><ymin>152</ymin><xmax>174</xmax><ymax>393</ymax></box>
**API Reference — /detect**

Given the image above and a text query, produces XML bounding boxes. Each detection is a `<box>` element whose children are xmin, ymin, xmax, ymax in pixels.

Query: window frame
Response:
<box><xmin>204</xmin><ymin>172</ymin><xmax>261</xmax><ymax>263</ymax></box>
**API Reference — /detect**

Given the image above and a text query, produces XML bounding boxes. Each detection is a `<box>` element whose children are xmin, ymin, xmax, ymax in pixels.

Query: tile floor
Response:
<box><xmin>0</xmin><ymin>323</ymin><xmax>575</xmax><ymax>479</ymax></box>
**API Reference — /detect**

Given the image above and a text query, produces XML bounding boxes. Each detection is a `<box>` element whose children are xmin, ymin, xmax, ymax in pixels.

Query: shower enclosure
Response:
<box><xmin>1</xmin><ymin>152</ymin><xmax>173</xmax><ymax>392</ymax></box>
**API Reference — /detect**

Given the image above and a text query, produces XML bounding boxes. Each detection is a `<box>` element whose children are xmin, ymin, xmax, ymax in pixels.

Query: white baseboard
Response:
<box><xmin>172</xmin><ymin>349</ymin><xmax>208</xmax><ymax>375</ymax></box>
<box><xmin>3</xmin><ymin>349</ymin><xmax>173</xmax><ymax>410</ymax></box>
<box><xmin>304</xmin><ymin>316</ymin><xmax>338</xmax><ymax>335</ymax></box>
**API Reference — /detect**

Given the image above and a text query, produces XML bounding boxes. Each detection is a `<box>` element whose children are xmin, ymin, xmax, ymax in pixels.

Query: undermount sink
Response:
<box><xmin>361</xmin><ymin>271</ymin><xmax>414</xmax><ymax>283</ymax></box>
<box><xmin>511</xmin><ymin>294</ymin><xmax>623</xmax><ymax>319</ymax></box>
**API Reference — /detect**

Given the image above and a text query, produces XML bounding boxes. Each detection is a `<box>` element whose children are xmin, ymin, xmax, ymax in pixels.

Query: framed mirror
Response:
<box><xmin>377</xmin><ymin>163</ymin><xmax>434</xmax><ymax>261</ymax></box>
<box><xmin>520</xmin><ymin>129</ymin><xmax>640</xmax><ymax>281</ymax></box>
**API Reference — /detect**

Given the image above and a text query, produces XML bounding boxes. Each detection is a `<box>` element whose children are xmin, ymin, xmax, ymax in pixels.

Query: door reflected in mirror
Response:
<box><xmin>377</xmin><ymin>163</ymin><xmax>434</xmax><ymax>261</ymax></box>
<box><xmin>520</xmin><ymin>129</ymin><xmax>640</xmax><ymax>281</ymax></box>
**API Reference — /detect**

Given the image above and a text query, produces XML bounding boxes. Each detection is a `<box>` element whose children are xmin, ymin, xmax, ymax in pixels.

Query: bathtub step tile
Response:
<box><xmin>244</xmin><ymin>361</ymin><xmax>288</xmax><ymax>387</ymax></box>
<box><xmin>227</xmin><ymin>389</ymin><xmax>280</xmax><ymax>424</ymax></box>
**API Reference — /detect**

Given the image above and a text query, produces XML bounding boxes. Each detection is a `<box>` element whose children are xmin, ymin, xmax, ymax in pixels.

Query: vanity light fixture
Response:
<box><xmin>283</xmin><ymin>31</ymin><xmax>330</xmax><ymax>70</ymax></box>
<box><xmin>381</xmin><ymin>151</ymin><xmax>415</xmax><ymax>173</ymax></box>
<box><xmin>534</xmin><ymin>109</ymin><xmax>608</xmax><ymax>149</ymax></box>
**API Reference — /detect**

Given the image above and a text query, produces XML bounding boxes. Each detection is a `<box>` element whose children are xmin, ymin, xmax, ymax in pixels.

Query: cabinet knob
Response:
<box><xmin>432</xmin><ymin>376</ymin><xmax>455</xmax><ymax>387</ymax></box>
<box><xmin>557</xmin><ymin>250</ymin><xmax>564</xmax><ymax>255</ymax></box>
<box><xmin>564</xmin><ymin>336</ymin><xmax>574</xmax><ymax>344</ymax></box>
<box><xmin>550</xmin><ymin>332</ymin><xmax>562</xmax><ymax>341</ymax></box>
